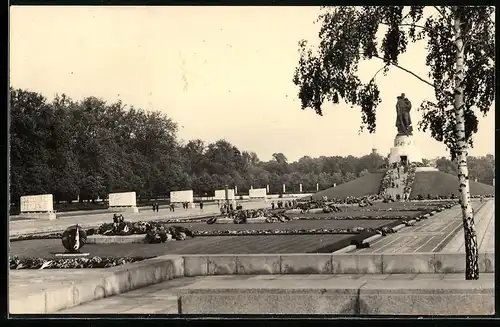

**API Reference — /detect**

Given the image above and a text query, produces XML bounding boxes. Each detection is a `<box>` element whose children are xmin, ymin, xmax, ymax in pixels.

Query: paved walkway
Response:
<box><xmin>9</xmin><ymin>200</ymin><xmax>272</xmax><ymax>237</ymax></box>
<box><xmin>352</xmin><ymin>200</ymin><xmax>492</xmax><ymax>253</ymax></box>
<box><xmin>10</xmin><ymin>269</ymin><xmax>108</xmax><ymax>301</ymax></box>
<box><xmin>385</xmin><ymin>168</ymin><xmax>407</xmax><ymax>201</ymax></box>
<box><xmin>441</xmin><ymin>199</ymin><xmax>495</xmax><ymax>253</ymax></box>
<box><xmin>54</xmin><ymin>273</ymin><xmax>495</xmax><ymax>314</ymax></box>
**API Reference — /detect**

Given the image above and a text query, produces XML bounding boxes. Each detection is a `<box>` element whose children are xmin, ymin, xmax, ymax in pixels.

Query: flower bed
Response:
<box><xmin>296</xmin><ymin>199</ymin><xmax>327</xmax><ymax>211</ymax></box>
<box><xmin>292</xmin><ymin>205</ymin><xmax>450</xmax><ymax>213</ymax></box>
<box><xmin>10</xmin><ymin>202</ymin><xmax>453</xmax><ymax>246</ymax></box>
<box><xmin>192</xmin><ymin>227</ymin><xmax>383</xmax><ymax>236</ymax></box>
<box><xmin>290</xmin><ymin>214</ymin><xmax>425</xmax><ymax>220</ymax></box>
<box><xmin>11</xmin><ymin>233</ymin><xmax>64</xmax><ymax>241</ymax></box>
<box><xmin>379</xmin><ymin>167</ymin><xmax>397</xmax><ymax>196</ymax></box>
<box><xmin>10</xmin><ymin>225</ymin><xmax>388</xmax><ymax>241</ymax></box>
<box><xmin>222</xmin><ymin>209</ymin><xmax>292</xmax><ymax>224</ymax></box>
<box><xmin>410</xmin><ymin>194</ymin><xmax>494</xmax><ymax>200</ymax></box>
<box><xmin>10</xmin><ymin>209</ymin><xmax>447</xmax><ymax>243</ymax></box>
<box><xmin>329</xmin><ymin>195</ymin><xmax>381</xmax><ymax>205</ymax></box>
<box><xmin>9</xmin><ymin>255</ymin><xmax>151</xmax><ymax>270</ymax></box>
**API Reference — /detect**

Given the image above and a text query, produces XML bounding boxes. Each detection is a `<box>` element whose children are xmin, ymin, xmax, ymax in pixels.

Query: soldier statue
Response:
<box><xmin>396</xmin><ymin>93</ymin><xmax>413</xmax><ymax>136</ymax></box>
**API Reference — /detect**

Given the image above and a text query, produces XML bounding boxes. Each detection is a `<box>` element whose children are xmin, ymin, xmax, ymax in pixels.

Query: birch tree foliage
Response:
<box><xmin>293</xmin><ymin>6</ymin><xmax>495</xmax><ymax>159</ymax></box>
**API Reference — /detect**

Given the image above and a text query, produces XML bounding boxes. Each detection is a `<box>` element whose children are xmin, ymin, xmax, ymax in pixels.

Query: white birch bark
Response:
<box><xmin>453</xmin><ymin>7</ymin><xmax>479</xmax><ymax>280</ymax></box>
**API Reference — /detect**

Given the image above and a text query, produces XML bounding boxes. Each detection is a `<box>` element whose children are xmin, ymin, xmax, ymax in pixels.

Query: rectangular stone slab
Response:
<box><xmin>178</xmin><ymin>278</ymin><xmax>364</xmax><ymax>314</ymax></box>
<box><xmin>177</xmin><ymin>277</ymin><xmax>494</xmax><ymax>315</ymax></box>
<box><xmin>214</xmin><ymin>218</ymin><xmax>267</xmax><ymax>224</ymax></box>
<box><xmin>358</xmin><ymin>279</ymin><xmax>494</xmax><ymax>315</ymax></box>
<box><xmin>86</xmin><ymin>235</ymin><xmax>148</xmax><ymax>244</ymax></box>
<box><xmin>54</xmin><ymin>253</ymin><xmax>90</xmax><ymax>257</ymax></box>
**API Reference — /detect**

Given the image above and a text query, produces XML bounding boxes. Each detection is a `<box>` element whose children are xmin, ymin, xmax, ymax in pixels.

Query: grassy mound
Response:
<box><xmin>410</xmin><ymin>171</ymin><xmax>495</xmax><ymax>198</ymax></box>
<box><xmin>309</xmin><ymin>173</ymin><xmax>385</xmax><ymax>200</ymax></box>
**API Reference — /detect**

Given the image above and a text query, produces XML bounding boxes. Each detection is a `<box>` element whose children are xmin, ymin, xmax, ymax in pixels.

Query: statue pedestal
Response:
<box><xmin>388</xmin><ymin>134</ymin><xmax>422</xmax><ymax>165</ymax></box>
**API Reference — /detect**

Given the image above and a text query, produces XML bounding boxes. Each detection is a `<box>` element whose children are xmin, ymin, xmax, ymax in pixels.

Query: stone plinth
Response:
<box><xmin>108</xmin><ymin>192</ymin><xmax>137</xmax><ymax>207</ymax></box>
<box><xmin>17</xmin><ymin>212</ymin><xmax>57</xmax><ymax>220</ymax></box>
<box><xmin>388</xmin><ymin>134</ymin><xmax>422</xmax><ymax>164</ymax></box>
<box><xmin>86</xmin><ymin>234</ymin><xmax>148</xmax><ymax>244</ymax></box>
<box><xmin>19</xmin><ymin>194</ymin><xmax>57</xmax><ymax>220</ymax></box>
<box><xmin>108</xmin><ymin>206</ymin><xmax>139</xmax><ymax>213</ymax></box>
<box><xmin>416</xmin><ymin>167</ymin><xmax>439</xmax><ymax>172</ymax></box>
<box><xmin>107</xmin><ymin>191</ymin><xmax>138</xmax><ymax>213</ymax></box>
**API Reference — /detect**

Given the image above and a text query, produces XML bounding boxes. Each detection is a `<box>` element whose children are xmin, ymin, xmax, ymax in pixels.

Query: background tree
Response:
<box><xmin>292</xmin><ymin>6</ymin><xmax>494</xmax><ymax>279</ymax></box>
<box><xmin>10</xmin><ymin>86</ymin><xmax>494</xmax><ymax>237</ymax></box>
<box><xmin>10</xmin><ymin>88</ymin><xmax>53</xmax><ymax>202</ymax></box>
<box><xmin>10</xmin><ymin>86</ymin><xmax>493</xmax><ymax>202</ymax></box>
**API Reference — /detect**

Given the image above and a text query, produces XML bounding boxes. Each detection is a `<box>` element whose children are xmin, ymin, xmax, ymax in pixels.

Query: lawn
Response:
<box><xmin>410</xmin><ymin>171</ymin><xmax>495</xmax><ymax>198</ymax></box>
<box><xmin>9</xmin><ymin>218</ymin><xmax>402</xmax><ymax>257</ymax></box>
<box><xmin>10</xmin><ymin>234</ymin><xmax>355</xmax><ymax>256</ymax></box>
<box><xmin>310</xmin><ymin>173</ymin><xmax>385</xmax><ymax>200</ymax></box>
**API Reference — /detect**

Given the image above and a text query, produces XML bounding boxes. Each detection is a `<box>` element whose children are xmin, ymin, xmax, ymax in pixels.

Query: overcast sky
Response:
<box><xmin>10</xmin><ymin>6</ymin><xmax>495</xmax><ymax>162</ymax></box>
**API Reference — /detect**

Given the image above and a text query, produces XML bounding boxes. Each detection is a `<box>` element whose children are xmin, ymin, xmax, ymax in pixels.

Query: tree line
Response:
<box><xmin>9</xmin><ymin>87</ymin><xmax>494</xmax><ymax>205</ymax></box>
<box><xmin>431</xmin><ymin>156</ymin><xmax>495</xmax><ymax>185</ymax></box>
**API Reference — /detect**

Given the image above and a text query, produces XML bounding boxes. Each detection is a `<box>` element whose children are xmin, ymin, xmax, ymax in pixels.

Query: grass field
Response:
<box><xmin>310</xmin><ymin>173</ymin><xmax>384</xmax><ymax>200</ymax></box>
<box><xmin>410</xmin><ymin>171</ymin><xmax>495</xmax><ymax>198</ymax></box>
<box><xmin>9</xmin><ymin>218</ymin><xmax>401</xmax><ymax>257</ymax></box>
<box><xmin>10</xmin><ymin>234</ymin><xmax>358</xmax><ymax>256</ymax></box>
<box><xmin>168</xmin><ymin>219</ymin><xmax>396</xmax><ymax>231</ymax></box>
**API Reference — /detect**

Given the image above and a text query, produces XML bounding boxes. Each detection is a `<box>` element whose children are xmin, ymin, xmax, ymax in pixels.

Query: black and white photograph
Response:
<box><xmin>8</xmin><ymin>5</ymin><xmax>495</xmax><ymax>316</ymax></box>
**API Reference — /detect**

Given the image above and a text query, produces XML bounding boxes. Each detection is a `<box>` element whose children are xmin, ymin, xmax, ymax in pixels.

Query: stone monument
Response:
<box><xmin>19</xmin><ymin>194</ymin><xmax>57</xmax><ymax>220</ymax></box>
<box><xmin>388</xmin><ymin>93</ymin><xmax>423</xmax><ymax>165</ymax></box>
<box><xmin>108</xmin><ymin>192</ymin><xmax>139</xmax><ymax>213</ymax></box>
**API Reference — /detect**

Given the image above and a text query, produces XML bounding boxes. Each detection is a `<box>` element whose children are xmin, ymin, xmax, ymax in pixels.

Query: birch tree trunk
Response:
<box><xmin>453</xmin><ymin>7</ymin><xmax>479</xmax><ymax>280</ymax></box>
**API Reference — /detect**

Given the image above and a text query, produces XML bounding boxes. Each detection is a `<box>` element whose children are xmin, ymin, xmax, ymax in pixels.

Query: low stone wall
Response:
<box><xmin>10</xmin><ymin>252</ymin><xmax>495</xmax><ymax>314</ymax></box>
<box><xmin>108</xmin><ymin>206</ymin><xmax>139</xmax><ymax>213</ymax></box>
<box><xmin>357</xmin><ymin>279</ymin><xmax>493</xmax><ymax>315</ymax></box>
<box><xmin>207</xmin><ymin>218</ymin><xmax>267</xmax><ymax>224</ymax></box>
<box><xmin>182</xmin><ymin>253</ymin><xmax>495</xmax><ymax>276</ymax></box>
<box><xmin>9</xmin><ymin>255</ymin><xmax>184</xmax><ymax>314</ymax></box>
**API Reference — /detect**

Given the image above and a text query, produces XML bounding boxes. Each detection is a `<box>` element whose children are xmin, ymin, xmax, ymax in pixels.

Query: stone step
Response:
<box><xmin>54</xmin><ymin>274</ymin><xmax>494</xmax><ymax>315</ymax></box>
<box><xmin>57</xmin><ymin>293</ymin><xmax>179</xmax><ymax>314</ymax></box>
<box><xmin>175</xmin><ymin>277</ymin><xmax>493</xmax><ymax>315</ymax></box>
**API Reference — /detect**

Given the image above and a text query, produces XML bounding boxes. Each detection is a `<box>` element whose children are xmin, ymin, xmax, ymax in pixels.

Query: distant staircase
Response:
<box><xmin>379</xmin><ymin>165</ymin><xmax>410</xmax><ymax>201</ymax></box>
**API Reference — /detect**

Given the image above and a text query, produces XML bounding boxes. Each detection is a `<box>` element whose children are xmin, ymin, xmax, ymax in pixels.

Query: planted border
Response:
<box><xmin>10</xmin><ymin>203</ymin><xmax>452</xmax><ymax>242</ymax></box>
<box><xmin>9</xmin><ymin>255</ymin><xmax>152</xmax><ymax>270</ymax></box>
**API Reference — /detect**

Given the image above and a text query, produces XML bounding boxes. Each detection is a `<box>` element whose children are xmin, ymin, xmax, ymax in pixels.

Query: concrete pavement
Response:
<box><xmin>54</xmin><ymin>274</ymin><xmax>494</xmax><ymax>315</ymax></box>
<box><xmin>441</xmin><ymin>199</ymin><xmax>495</xmax><ymax>253</ymax></box>
<box><xmin>352</xmin><ymin>200</ymin><xmax>492</xmax><ymax>253</ymax></box>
